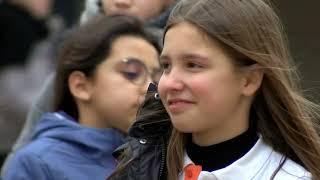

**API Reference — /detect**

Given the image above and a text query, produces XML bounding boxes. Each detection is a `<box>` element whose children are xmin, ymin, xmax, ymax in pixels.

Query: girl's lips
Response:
<box><xmin>167</xmin><ymin>99</ymin><xmax>194</xmax><ymax>113</ymax></box>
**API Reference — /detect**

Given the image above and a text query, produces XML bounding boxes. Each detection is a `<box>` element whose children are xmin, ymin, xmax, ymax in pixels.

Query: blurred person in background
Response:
<box><xmin>3</xmin><ymin>15</ymin><xmax>161</xmax><ymax>180</ymax></box>
<box><xmin>81</xmin><ymin>0</ymin><xmax>176</xmax><ymax>29</ymax></box>
<box><xmin>0</xmin><ymin>0</ymin><xmax>53</xmax><ymax>68</ymax></box>
<box><xmin>0</xmin><ymin>0</ymin><xmax>56</xmax><ymax>166</ymax></box>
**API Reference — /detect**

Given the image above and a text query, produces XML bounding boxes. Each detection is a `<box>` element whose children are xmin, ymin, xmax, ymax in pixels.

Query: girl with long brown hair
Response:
<box><xmin>110</xmin><ymin>0</ymin><xmax>320</xmax><ymax>179</ymax></box>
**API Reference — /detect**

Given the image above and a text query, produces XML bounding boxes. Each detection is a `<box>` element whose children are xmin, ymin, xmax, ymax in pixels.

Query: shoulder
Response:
<box><xmin>254</xmin><ymin>140</ymin><xmax>311</xmax><ymax>179</ymax></box>
<box><xmin>3</xmin><ymin>145</ymin><xmax>53</xmax><ymax>179</ymax></box>
<box><xmin>11</xmin><ymin>136</ymin><xmax>61</xmax><ymax>162</ymax></box>
<box><xmin>8</xmin><ymin>136</ymin><xmax>63</xmax><ymax>167</ymax></box>
<box><xmin>216</xmin><ymin>138</ymin><xmax>311</xmax><ymax>180</ymax></box>
<box><xmin>3</xmin><ymin>138</ymin><xmax>69</xmax><ymax>179</ymax></box>
<box><xmin>269</xmin><ymin>150</ymin><xmax>312</xmax><ymax>179</ymax></box>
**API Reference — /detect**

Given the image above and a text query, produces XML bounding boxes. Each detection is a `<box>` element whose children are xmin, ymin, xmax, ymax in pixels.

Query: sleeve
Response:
<box><xmin>2</xmin><ymin>151</ymin><xmax>53</xmax><ymax>180</ymax></box>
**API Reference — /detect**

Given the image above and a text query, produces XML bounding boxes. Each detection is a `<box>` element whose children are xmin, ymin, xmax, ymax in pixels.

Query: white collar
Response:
<box><xmin>182</xmin><ymin>138</ymin><xmax>274</xmax><ymax>179</ymax></box>
<box><xmin>182</xmin><ymin>137</ymin><xmax>311</xmax><ymax>179</ymax></box>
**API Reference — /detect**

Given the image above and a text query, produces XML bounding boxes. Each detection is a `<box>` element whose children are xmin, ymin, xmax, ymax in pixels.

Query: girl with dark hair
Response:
<box><xmin>1</xmin><ymin>0</ymin><xmax>179</xmax><ymax>175</ymax></box>
<box><xmin>110</xmin><ymin>0</ymin><xmax>320</xmax><ymax>179</ymax></box>
<box><xmin>3</xmin><ymin>15</ymin><xmax>161</xmax><ymax>180</ymax></box>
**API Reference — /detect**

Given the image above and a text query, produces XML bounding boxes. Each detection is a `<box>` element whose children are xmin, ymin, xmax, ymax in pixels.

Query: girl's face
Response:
<box><xmin>103</xmin><ymin>0</ymin><xmax>174</xmax><ymax>21</ymax></box>
<box><xmin>86</xmin><ymin>35</ymin><xmax>160</xmax><ymax>132</ymax></box>
<box><xmin>159</xmin><ymin>22</ymin><xmax>254</xmax><ymax>145</ymax></box>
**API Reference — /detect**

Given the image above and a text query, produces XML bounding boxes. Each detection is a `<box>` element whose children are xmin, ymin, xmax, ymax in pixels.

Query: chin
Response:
<box><xmin>171</xmin><ymin>120</ymin><xmax>194</xmax><ymax>133</ymax></box>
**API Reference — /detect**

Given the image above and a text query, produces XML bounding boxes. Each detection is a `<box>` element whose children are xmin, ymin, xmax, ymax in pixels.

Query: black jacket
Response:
<box><xmin>110</xmin><ymin>90</ymin><xmax>172</xmax><ymax>180</ymax></box>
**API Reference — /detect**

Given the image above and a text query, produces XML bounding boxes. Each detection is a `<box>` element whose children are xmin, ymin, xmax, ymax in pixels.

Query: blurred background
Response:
<box><xmin>0</xmin><ymin>0</ymin><xmax>319</xmax><ymax>167</ymax></box>
<box><xmin>0</xmin><ymin>0</ymin><xmax>85</xmax><ymax>166</ymax></box>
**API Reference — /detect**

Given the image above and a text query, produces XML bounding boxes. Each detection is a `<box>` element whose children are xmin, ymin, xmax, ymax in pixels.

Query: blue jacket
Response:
<box><xmin>3</xmin><ymin>112</ymin><xmax>124</xmax><ymax>180</ymax></box>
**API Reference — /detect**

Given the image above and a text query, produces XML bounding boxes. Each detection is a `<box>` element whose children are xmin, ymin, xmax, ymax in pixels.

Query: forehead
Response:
<box><xmin>161</xmin><ymin>22</ymin><xmax>237</xmax><ymax>65</ymax></box>
<box><xmin>109</xmin><ymin>35</ymin><xmax>160</xmax><ymax>68</ymax></box>
<box><xmin>162</xmin><ymin>22</ymin><xmax>215</xmax><ymax>55</ymax></box>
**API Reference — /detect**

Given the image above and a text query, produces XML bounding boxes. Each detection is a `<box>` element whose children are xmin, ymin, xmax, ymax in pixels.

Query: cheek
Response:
<box><xmin>109</xmin><ymin>78</ymin><xmax>141</xmax><ymax>106</ymax></box>
<box><xmin>95</xmin><ymin>86</ymin><xmax>139</xmax><ymax>119</ymax></box>
<box><xmin>190</xmin><ymin>73</ymin><xmax>241</xmax><ymax>104</ymax></box>
<box><xmin>188</xmin><ymin>76</ymin><xmax>215</xmax><ymax>98</ymax></box>
<box><xmin>119</xmin><ymin>89</ymin><xmax>140</xmax><ymax>106</ymax></box>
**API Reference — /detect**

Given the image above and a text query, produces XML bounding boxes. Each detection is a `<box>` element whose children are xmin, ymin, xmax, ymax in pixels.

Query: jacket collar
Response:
<box><xmin>129</xmin><ymin>118</ymin><xmax>172</xmax><ymax>139</ymax></box>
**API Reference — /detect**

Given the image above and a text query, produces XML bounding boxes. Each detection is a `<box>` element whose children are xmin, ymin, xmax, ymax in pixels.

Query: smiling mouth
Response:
<box><xmin>167</xmin><ymin>99</ymin><xmax>194</xmax><ymax>113</ymax></box>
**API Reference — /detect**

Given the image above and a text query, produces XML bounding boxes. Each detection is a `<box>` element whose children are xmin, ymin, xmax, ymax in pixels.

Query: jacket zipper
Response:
<box><xmin>158</xmin><ymin>139</ymin><xmax>166</xmax><ymax>180</ymax></box>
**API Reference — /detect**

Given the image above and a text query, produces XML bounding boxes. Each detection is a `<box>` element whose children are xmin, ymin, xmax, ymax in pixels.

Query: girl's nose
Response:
<box><xmin>113</xmin><ymin>0</ymin><xmax>133</xmax><ymax>9</ymax></box>
<box><xmin>158</xmin><ymin>70</ymin><xmax>184</xmax><ymax>93</ymax></box>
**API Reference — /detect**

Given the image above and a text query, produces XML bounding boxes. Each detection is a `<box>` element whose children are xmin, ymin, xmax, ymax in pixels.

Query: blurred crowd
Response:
<box><xmin>0</xmin><ymin>0</ymin><xmax>82</xmax><ymax>164</ymax></box>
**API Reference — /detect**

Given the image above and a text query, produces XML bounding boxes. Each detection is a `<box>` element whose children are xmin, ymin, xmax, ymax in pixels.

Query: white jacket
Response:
<box><xmin>180</xmin><ymin>138</ymin><xmax>311</xmax><ymax>180</ymax></box>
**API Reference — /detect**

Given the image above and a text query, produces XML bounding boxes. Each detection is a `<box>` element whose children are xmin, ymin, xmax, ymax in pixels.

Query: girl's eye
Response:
<box><xmin>120</xmin><ymin>63</ymin><xmax>145</xmax><ymax>83</ymax></box>
<box><xmin>186</xmin><ymin>62</ymin><xmax>202</xmax><ymax>69</ymax></box>
<box><xmin>122</xmin><ymin>71</ymin><xmax>141</xmax><ymax>81</ymax></box>
<box><xmin>117</xmin><ymin>58</ymin><xmax>148</xmax><ymax>85</ymax></box>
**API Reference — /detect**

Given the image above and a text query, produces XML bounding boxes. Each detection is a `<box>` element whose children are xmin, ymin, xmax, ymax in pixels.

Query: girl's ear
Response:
<box><xmin>241</xmin><ymin>64</ymin><xmax>264</xmax><ymax>96</ymax></box>
<box><xmin>68</xmin><ymin>71</ymin><xmax>93</xmax><ymax>101</ymax></box>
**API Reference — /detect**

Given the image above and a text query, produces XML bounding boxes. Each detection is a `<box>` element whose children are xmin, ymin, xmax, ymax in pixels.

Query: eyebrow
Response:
<box><xmin>181</xmin><ymin>53</ymin><xmax>209</xmax><ymax>61</ymax></box>
<box><xmin>159</xmin><ymin>53</ymin><xmax>209</xmax><ymax>62</ymax></box>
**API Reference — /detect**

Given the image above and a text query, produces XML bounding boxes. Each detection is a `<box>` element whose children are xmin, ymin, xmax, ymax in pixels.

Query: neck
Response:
<box><xmin>77</xmin><ymin>105</ymin><xmax>111</xmax><ymax>129</ymax></box>
<box><xmin>78</xmin><ymin>118</ymin><xmax>109</xmax><ymax>129</ymax></box>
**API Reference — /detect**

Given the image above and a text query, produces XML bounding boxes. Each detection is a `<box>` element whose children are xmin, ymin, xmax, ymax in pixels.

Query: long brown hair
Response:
<box><xmin>165</xmin><ymin>0</ymin><xmax>320</xmax><ymax>179</ymax></box>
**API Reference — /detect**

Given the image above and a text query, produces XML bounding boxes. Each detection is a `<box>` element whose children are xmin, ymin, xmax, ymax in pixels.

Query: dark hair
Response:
<box><xmin>53</xmin><ymin>15</ymin><xmax>161</xmax><ymax>119</ymax></box>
